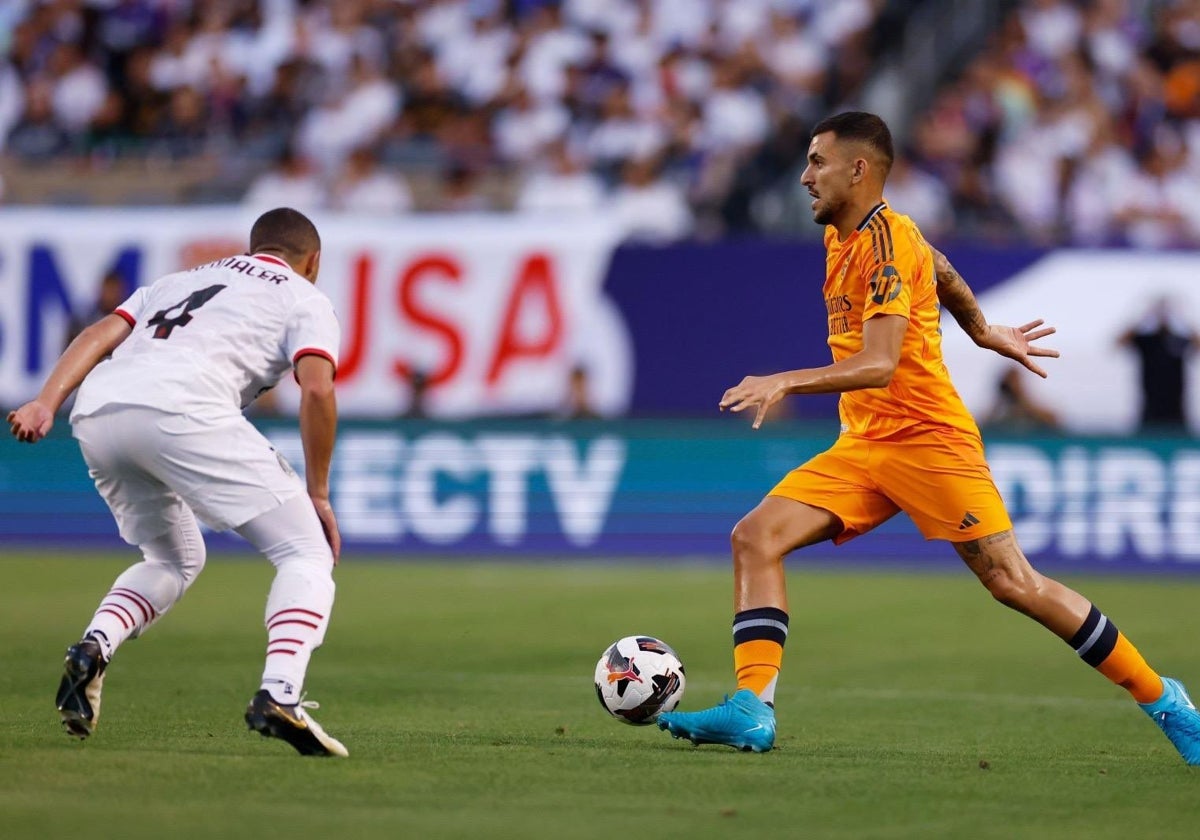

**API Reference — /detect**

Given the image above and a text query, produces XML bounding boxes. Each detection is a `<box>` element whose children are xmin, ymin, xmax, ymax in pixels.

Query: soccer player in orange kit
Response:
<box><xmin>657</xmin><ymin>112</ymin><xmax>1200</xmax><ymax>764</ymax></box>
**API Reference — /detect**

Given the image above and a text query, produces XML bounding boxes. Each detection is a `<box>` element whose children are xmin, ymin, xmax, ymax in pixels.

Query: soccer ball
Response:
<box><xmin>593</xmin><ymin>636</ymin><xmax>686</xmax><ymax>725</ymax></box>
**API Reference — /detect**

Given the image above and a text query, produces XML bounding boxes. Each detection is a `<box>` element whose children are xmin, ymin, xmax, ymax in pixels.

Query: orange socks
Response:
<box><xmin>733</xmin><ymin>608</ymin><xmax>789</xmax><ymax>705</ymax></box>
<box><xmin>735</xmin><ymin>640</ymin><xmax>784</xmax><ymax>696</ymax></box>
<box><xmin>1069</xmin><ymin>605</ymin><xmax>1163</xmax><ymax>704</ymax></box>
<box><xmin>1097</xmin><ymin>633</ymin><xmax>1164</xmax><ymax>704</ymax></box>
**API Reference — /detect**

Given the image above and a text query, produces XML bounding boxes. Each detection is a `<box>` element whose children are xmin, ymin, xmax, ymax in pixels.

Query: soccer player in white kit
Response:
<box><xmin>7</xmin><ymin>208</ymin><xmax>348</xmax><ymax>757</ymax></box>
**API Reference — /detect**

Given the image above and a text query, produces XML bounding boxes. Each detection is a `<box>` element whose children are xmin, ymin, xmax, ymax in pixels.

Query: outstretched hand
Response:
<box><xmin>720</xmin><ymin>374</ymin><xmax>787</xmax><ymax>430</ymax></box>
<box><xmin>976</xmin><ymin>320</ymin><xmax>1060</xmax><ymax>378</ymax></box>
<box><xmin>7</xmin><ymin>401</ymin><xmax>54</xmax><ymax>443</ymax></box>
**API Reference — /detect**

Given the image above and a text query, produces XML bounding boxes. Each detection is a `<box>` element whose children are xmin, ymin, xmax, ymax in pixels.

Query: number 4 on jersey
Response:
<box><xmin>147</xmin><ymin>285</ymin><xmax>227</xmax><ymax>339</ymax></box>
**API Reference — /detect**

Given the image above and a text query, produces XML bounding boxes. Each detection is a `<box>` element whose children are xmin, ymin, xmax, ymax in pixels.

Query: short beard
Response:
<box><xmin>812</xmin><ymin>197</ymin><xmax>842</xmax><ymax>226</ymax></box>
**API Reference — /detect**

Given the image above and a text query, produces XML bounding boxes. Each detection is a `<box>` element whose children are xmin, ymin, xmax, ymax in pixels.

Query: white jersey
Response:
<box><xmin>72</xmin><ymin>253</ymin><xmax>340</xmax><ymax>423</ymax></box>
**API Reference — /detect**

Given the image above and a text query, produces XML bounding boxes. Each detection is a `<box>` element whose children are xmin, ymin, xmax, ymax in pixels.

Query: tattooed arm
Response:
<box><xmin>931</xmin><ymin>247</ymin><xmax>1060</xmax><ymax>378</ymax></box>
<box><xmin>932</xmin><ymin>247</ymin><xmax>988</xmax><ymax>344</ymax></box>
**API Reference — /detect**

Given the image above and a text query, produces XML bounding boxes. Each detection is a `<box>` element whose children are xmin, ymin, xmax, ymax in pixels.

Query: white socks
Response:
<box><xmin>235</xmin><ymin>494</ymin><xmax>336</xmax><ymax>705</ymax></box>
<box><xmin>84</xmin><ymin>510</ymin><xmax>206</xmax><ymax>660</ymax></box>
<box><xmin>259</xmin><ymin>564</ymin><xmax>335</xmax><ymax>704</ymax></box>
<box><xmin>81</xmin><ymin>494</ymin><xmax>334</xmax><ymax>707</ymax></box>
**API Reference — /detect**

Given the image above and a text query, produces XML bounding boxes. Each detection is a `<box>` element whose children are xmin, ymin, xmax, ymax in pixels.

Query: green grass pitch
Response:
<box><xmin>1</xmin><ymin>552</ymin><xmax>1197</xmax><ymax>839</ymax></box>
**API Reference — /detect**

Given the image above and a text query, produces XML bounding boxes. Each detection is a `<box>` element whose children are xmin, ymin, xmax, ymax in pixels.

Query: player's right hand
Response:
<box><xmin>7</xmin><ymin>400</ymin><xmax>54</xmax><ymax>443</ymax></box>
<box><xmin>720</xmin><ymin>373</ymin><xmax>788</xmax><ymax>430</ymax></box>
<box><xmin>310</xmin><ymin>494</ymin><xmax>342</xmax><ymax>565</ymax></box>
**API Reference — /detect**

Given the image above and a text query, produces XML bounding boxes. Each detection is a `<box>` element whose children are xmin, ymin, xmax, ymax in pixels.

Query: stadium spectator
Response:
<box><xmin>562</xmin><ymin>364</ymin><xmax>599</xmax><ymax>420</ymax></box>
<box><xmin>492</xmin><ymin>86</ymin><xmax>570</xmax><ymax>164</ymax></box>
<box><xmin>436</xmin><ymin>162</ymin><xmax>491</xmax><ymax>212</ymax></box>
<box><xmin>66</xmin><ymin>268</ymin><xmax>129</xmax><ymax>348</ymax></box>
<box><xmin>700</xmin><ymin>58</ymin><xmax>771</xmax><ymax>154</ymax></box>
<box><xmin>514</xmin><ymin>138</ymin><xmax>606</xmax><ymax>215</ymax></box>
<box><xmin>762</xmin><ymin>10</ymin><xmax>827</xmax><ymax>118</ymax></box>
<box><xmin>1119</xmin><ymin>297</ymin><xmax>1200</xmax><ymax>433</ymax></box>
<box><xmin>984</xmin><ymin>366</ymin><xmax>1061</xmax><ymax>432</ymax></box>
<box><xmin>883</xmin><ymin>156</ymin><xmax>954</xmax><ymax>240</ymax></box>
<box><xmin>48</xmin><ymin>42</ymin><xmax>108</xmax><ymax>133</ymax></box>
<box><xmin>608</xmin><ymin>154</ymin><xmax>692</xmax><ymax>242</ymax></box>
<box><xmin>154</xmin><ymin>85</ymin><xmax>211</xmax><ymax>160</ymax></box>
<box><xmin>0</xmin><ymin>60</ymin><xmax>25</xmax><ymax>151</ymax></box>
<box><xmin>403</xmin><ymin>369</ymin><xmax>431</xmax><ymax>420</ymax></box>
<box><xmin>242</xmin><ymin>145</ymin><xmax>325</xmax><ymax>213</ymax></box>
<box><xmin>295</xmin><ymin>54</ymin><xmax>400</xmax><ymax>174</ymax></box>
<box><xmin>1113</xmin><ymin>130</ymin><xmax>1200</xmax><ymax>248</ymax></box>
<box><xmin>330</xmin><ymin>145</ymin><xmax>413</xmax><ymax>214</ymax></box>
<box><xmin>1020</xmin><ymin>0</ymin><xmax>1085</xmax><ymax>61</ymax></box>
<box><xmin>1063</xmin><ymin>120</ymin><xmax>1137</xmax><ymax>245</ymax></box>
<box><xmin>6</xmin><ymin>78</ymin><xmax>71</xmax><ymax>161</ymax></box>
<box><xmin>585</xmin><ymin>81</ymin><xmax>667</xmax><ymax>170</ymax></box>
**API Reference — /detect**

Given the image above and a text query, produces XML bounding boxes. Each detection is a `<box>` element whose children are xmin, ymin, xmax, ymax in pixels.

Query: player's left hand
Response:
<box><xmin>309</xmin><ymin>494</ymin><xmax>342</xmax><ymax>565</ymax></box>
<box><xmin>977</xmin><ymin>320</ymin><xmax>1060</xmax><ymax>378</ymax></box>
<box><xmin>720</xmin><ymin>374</ymin><xmax>788</xmax><ymax>430</ymax></box>
<box><xmin>7</xmin><ymin>400</ymin><xmax>54</xmax><ymax>443</ymax></box>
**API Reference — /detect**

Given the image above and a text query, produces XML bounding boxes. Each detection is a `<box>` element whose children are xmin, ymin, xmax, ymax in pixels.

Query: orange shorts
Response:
<box><xmin>770</xmin><ymin>425</ymin><xmax>1012</xmax><ymax>544</ymax></box>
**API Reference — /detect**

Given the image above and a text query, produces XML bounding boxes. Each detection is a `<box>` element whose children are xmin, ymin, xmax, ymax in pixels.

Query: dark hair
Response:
<box><xmin>249</xmin><ymin>207</ymin><xmax>321</xmax><ymax>259</ymax></box>
<box><xmin>811</xmin><ymin>111</ymin><xmax>894</xmax><ymax>175</ymax></box>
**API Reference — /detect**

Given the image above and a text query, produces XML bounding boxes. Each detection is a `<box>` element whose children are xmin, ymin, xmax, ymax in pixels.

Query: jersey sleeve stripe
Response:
<box><xmin>114</xmin><ymin>308</ymin><xmax>136</xmax><ymax>327</ymax></box>
<box><xmin>877</xmin><ymin>216</ymin><xmax>895</xmax><ymax>261</ymax></box>
<box><xmin>868</xmin><ymin>216</ymin><xmax>894</xmax><ymax>263</ymax></box>
<box><xmin>868</xmin><ymin>221</ymin><xmax>882</xmax><ymax>264</ymax></box>
<box><xmin>292</xmin><ymin>348</ymin><xmax>338</xmax><ymax>380</ymax></box>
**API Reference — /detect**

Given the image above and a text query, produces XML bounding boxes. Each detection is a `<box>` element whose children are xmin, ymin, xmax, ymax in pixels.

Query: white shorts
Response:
<box><xmin>72</xmin><ymin>406</ymin><xmax>306</xmax><ymax>545</ymax></box>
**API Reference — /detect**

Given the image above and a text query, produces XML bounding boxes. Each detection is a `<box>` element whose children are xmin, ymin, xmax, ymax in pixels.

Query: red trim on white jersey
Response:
<box><xmin>114</xmin><ymin>309</ymin><xmax>136</xmax><ymax>327</ymax></box>
<box><xmin>292</xmin><ymin>348</ymin><xmax>337</xmax><ymax>383</ymax></box>
<box><xmin>250</xmin><ymin>253</ymin><xmax>290</xmax><ymax>268</ymax></box>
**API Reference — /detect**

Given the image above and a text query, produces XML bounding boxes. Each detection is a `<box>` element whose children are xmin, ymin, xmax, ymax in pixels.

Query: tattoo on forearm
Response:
<box><xmin>933</xmin><ymin>251</ymin><xmax>988</xmax><ymax>341</ymax></box>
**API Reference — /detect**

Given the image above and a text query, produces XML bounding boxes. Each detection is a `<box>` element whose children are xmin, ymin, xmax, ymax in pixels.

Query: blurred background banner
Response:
<box><xmin>606</xmin><ymin>239</ymin><xmax>1047</xmax><ymax>418</ymax></box>
<box><xmin>0</xmin><ymin>208</ymin><xmax>631</xmax><ymax>418</ymax></box>
<box><xmin>8</xmin><ymin>210</ymin><xmax>1200</xmax><ymax>434</ymax></box>
<box><xmin>6</xmin><ymin>419</ymin><xmax>1200</xmax><ymax>571</ymax></box>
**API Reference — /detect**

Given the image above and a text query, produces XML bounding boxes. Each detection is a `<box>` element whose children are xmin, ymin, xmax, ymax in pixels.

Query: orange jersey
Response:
<box><xmin>822</xmin><ymin>202</ymin><xmax>979</xmax><ymax>439</ymax></box>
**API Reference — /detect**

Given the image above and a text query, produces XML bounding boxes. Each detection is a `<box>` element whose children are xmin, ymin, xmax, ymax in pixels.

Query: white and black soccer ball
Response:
<box><xmin>593</xmin><ymin>636</ymin><xmax>686</xmax><ymax>725</ymax></box>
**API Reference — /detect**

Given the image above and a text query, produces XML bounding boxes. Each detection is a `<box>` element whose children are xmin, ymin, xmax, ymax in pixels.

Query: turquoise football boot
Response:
<box><xmin>657</xmin><ymin>689</ymin><xmax>776</xmax><ymax>752</ymax></box>
<box><xmin>1139</xmin><ymin>677</ymin><xmax>1200</xmax><ymax>765</ymax></box>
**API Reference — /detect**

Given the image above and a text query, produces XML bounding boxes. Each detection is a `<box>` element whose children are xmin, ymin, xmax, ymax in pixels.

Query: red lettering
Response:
<box><xmin>486</xmin><ymin>253</ymin><xmax>563</xmax><ymax>386</ymax></box>
<box><xmin>395</xmin><ymin>255</ymin><xmax>464</xmax><ymax>387</ymax></box>
<box><xmin>336</xmin><ymin>253</ymin><xmax>372</xmax><ymax>383</ymax></box>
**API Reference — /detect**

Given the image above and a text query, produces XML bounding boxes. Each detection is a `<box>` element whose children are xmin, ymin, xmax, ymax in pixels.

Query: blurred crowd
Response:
<box><xmin>0</xmin><ymin>0</ymin><xmax>882</xmax><ymax>240</ymax></box>
<box><xmin>1</xmin><ymin>0</ymin><xmax>1199</xmax><ymax>246</ymax></box>
<box><xmin>902</xmin><ymin>0</ymin><xmax>1200</xmax><ymax>247</ymax></box>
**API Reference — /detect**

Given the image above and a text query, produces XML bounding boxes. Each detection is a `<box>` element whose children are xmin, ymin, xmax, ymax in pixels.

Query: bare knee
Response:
<box><xmin>732</xmin><ymin>498</ymin><xmax>840</xmax><ymax>567</ymax></box>
<box><xmin>955</xmin><ymin>530</ymin><xmax>1045</xmax><ymax>615</ymax></box>
<box><xmin>979</xmin><ymin>567</ymin><xmax>1045</xmax><ymax>613</ymax></box>
<box><xmin>731</xmin><ymin>516</ymin><xmax>773</xmax><ymax>566</ymax></box>
<box><xmin>729</xmin><ymin>513</ymin><xmax>796</xmax><ymax>571</ymax></box>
